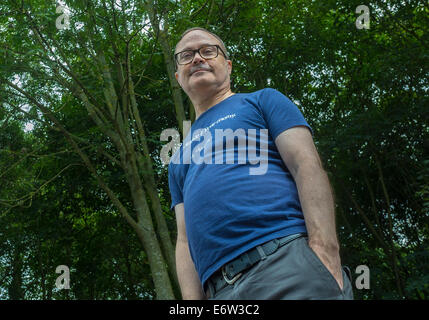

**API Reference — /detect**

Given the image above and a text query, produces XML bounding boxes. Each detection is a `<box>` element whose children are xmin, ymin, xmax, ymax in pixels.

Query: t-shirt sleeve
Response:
<box><xmin>258</xmin><ymin>88</ymin><xmax>313</xmax><ymax>140</ymax></box>
<box><xmin>168</xmin><ymin>163</ymin><xmax>183</xmax><ymax>210</ymax></box>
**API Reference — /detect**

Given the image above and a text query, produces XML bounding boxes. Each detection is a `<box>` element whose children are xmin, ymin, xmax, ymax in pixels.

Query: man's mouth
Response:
<box><xmin>190</xmin><ymin>67</ymin><xmax>212</xmax><ymax>76</ymax></box>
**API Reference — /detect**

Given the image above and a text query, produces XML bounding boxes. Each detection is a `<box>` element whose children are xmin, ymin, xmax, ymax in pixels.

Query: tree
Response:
<box><xmin>1</xmin><ymin>0</ymin><xmax>177</xmax><ymax>299</ymax></box>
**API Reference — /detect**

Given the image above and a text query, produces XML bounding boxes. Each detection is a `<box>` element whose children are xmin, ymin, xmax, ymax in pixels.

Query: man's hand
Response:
<box><xmin>309</xmin><ymin>242</ymin><xmax>343</xmax><ymax>290</ymax></box>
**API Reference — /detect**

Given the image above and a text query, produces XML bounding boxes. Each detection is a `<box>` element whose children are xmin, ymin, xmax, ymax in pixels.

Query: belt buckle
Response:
<box><xmin>222</xmin><ymin>266</ymin><xmax>242</xmax><ymax>285</ymax></box>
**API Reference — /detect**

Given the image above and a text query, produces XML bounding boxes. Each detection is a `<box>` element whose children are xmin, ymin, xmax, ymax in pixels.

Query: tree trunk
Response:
<box><xmin>158</xmin><ymin>28</ymin><xmax>187</xmax><ymax>136</ymax></box>
<box><xmin>143</xmin><ymin>178</ymin><xmax>179</xmax><ymax>286</ymax></box>
<box><xmin>127</xmin><ymin>65</ymin><xmax>179</xmax><ymax>291</ymax></box>
<box><xmin>9</xmin><ymin>245</ymin><xmax>24</xmax><ymax>300</ymax></box>
<box><xmin>124</xmin><ymin>155</ymin><xmax>175</xmax><ymax>299</ymax></box>
<box><xmin>143</xmin><ymin>0</ymin><xmax>188</xmax><ymax>136</ymax></box>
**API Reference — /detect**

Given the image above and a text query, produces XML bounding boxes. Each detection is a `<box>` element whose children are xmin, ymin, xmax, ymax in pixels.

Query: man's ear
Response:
<box><xmin>175</xmin><ymin>71</ymin><xmax>181</xmax><ymax>85</ymax></box>
<box><xmin>227</xmin><ymin>60</ymin><xmax>232</xmax><ymax>75</ymax></box>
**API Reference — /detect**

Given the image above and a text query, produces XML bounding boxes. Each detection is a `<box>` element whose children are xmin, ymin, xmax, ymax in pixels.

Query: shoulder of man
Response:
<box><xmin>249</xmin><ymin>87</ymin><xmax>286</xmax><ymax>102</ymax></box>
<box><xmin>250</xmin><ymin>87</ymin><xmax>291</xmax><ymax>107</ymax></box>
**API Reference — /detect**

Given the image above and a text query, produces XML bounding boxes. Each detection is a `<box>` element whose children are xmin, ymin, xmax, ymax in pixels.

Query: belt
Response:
<box><xmin>204</xmin><ymin>232</ymin><xmax>307</xmax><ymax>298</ymax></box>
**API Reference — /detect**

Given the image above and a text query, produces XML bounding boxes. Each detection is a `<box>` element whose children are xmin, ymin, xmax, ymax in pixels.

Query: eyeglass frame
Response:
<box><xmin>174</xmin><ymin>44</ymin><xmax>228</xmax><ymax>68</ymax></box>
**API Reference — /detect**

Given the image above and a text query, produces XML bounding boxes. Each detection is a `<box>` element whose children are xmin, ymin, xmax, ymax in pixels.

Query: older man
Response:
<box><xmin>168</xmin><ymin>27</ymin><xmax>353</xmax><ymax>300</ymax></box>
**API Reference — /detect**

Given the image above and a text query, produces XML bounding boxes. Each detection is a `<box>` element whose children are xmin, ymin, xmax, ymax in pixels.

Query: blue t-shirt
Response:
<box><xmin>168</xmin><ymin>88</ymin><xmax>313</xmax><ymax>286</ymax></box>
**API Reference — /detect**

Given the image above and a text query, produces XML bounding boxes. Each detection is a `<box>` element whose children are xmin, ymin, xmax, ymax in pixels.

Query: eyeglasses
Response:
<box><xmin>175</xmin><ymin>45</ymin><xmax>227</xmax><ymax>66</ymax></box>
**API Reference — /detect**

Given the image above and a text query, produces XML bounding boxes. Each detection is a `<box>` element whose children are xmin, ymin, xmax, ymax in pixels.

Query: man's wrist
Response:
<box><xmin>308</xmin><ymin>237</ymin><xmax>340</xmax><ymax>253</ymax></box>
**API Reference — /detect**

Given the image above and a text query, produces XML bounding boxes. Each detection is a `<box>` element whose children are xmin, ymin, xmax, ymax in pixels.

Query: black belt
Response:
<box><xmin>204</xmin><ymin>232</ymin><xmax>307</xmax><ymax>298</ymax></box>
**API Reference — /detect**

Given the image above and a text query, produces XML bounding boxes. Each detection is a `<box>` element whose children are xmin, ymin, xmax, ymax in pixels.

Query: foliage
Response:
<box><xmin>0</xmin><ymin>0</ymin><xmax>427</xmax><ymax>299</ymax></box>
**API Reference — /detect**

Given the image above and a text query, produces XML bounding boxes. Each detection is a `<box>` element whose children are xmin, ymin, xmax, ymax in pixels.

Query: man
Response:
<box><xmin>168</xmin><ymin>27</ymin><xmax>353</xmax><ymax>300</ymax></box>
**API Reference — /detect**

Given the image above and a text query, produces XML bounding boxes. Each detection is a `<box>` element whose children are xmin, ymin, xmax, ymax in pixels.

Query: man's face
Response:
<box><xmin>174</xmin><ymin>30</ymin><xmax>232</xmax><ymax>95</ymax></box>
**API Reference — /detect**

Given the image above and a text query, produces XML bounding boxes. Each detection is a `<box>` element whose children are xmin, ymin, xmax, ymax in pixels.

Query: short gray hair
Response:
<box><xmin>174</xmin><ymin>27</ymin><xmax>229</xmax><ymax>59</ymax></box>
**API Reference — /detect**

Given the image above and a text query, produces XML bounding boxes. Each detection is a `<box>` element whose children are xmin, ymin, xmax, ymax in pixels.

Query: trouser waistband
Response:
<box><xmin>204</xmin><ymin>232</ymin><xmax>307</xmax><ymax>298</ymax></box>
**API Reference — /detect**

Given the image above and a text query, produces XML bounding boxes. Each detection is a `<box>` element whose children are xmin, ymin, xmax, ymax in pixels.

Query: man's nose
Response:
<box><xmin>192</xmin><ymin>52</ymin><xmax>205</xmax><ymax>64</ymax></box>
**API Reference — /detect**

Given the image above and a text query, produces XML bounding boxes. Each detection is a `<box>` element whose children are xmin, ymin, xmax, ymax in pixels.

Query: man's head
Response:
<box><xmin>174</xmin><ymin>27</ymin><xmax>232</xmax><ymax>96</ymax></box>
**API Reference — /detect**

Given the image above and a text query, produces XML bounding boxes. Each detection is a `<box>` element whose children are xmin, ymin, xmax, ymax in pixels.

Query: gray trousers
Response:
<box><xmin>208</xmin><ymin>236</ymin><xmax>354</xmax><ymax>300</ymax></box>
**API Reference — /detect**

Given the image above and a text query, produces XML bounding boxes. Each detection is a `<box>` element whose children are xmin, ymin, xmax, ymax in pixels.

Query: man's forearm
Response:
<box><xmin>294</xmin><ymin>162</ymin><xmax>343</xmax><ymax>288</ymax></box>
<box><xmin>176</xmin><ymin>240</ymin><xmax>206</xmax><ymax>300</ymax></box>
<box><xmin>295</xmin><ymin>163</ymin><xmax>339</xmax><ymax>248</ymax></box>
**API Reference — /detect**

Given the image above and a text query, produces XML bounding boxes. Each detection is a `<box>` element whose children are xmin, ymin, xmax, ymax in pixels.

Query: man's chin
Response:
<box><xmin>189</xmin><ymin>75</ymin><xmax>214</xmax><ymax>86</ymax></box>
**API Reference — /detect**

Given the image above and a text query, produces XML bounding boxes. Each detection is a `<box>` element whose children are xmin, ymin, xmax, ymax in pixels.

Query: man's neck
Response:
<box><xmin>191</xmin><ymin>88</ymin><xmax>235</xmax><ymax>120</ymax></box>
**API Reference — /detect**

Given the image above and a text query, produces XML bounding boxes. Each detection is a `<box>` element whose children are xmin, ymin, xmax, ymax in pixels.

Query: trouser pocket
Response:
<box><xmin>301</xmin><ymin>238</ymin><xmax>351</xmax><ymax>299</ymax></box>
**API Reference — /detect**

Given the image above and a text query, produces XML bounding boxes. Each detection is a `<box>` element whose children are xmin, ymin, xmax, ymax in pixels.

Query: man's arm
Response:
<box><xmin>175</xmin><ymin>203</ymin><xmax>207</xmax><ymax>299</ymax></box>
<box><xmin>275</xmin><ymin>126</ymin><xmax>343</xmax><ymax>290</ymax></box>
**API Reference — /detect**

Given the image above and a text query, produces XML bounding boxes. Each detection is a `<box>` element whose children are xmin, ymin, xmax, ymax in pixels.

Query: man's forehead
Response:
<box><xmin>176</xmin><ymin>31</ymin><xmax>220</xmax><ymax>52</ymax></box>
